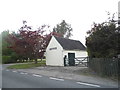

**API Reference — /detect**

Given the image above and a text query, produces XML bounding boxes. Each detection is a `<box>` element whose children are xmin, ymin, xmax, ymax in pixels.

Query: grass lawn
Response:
<box><xmin>7</xmin><ymin>60</ymin><xmax>46</xmax><ymax>69</ymax></box>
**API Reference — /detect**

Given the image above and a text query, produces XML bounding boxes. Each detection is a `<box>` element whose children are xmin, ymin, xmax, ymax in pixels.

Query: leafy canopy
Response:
<box><xmin>53</xmin><ymin>20</ymin><xmax>73</xmax><ymax>39</ymax></box>
<box><xmin>86</xmin><ymin>13</ymin><xmax>120</xmax><ymax>58</ymax></box>
<box><xmin>6</xmin><ymin>21</ymin><xmax>61</xmax><ymax>63</ymax></box>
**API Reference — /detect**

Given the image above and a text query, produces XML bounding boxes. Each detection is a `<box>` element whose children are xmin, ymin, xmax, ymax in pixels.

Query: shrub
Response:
<box><xmin>2</xmin><ymin>56</ymin><xmax>11</xmax><ymax>64</ymax></box>
<box><xmin>2</xmin><ymin>55</ymin><xmax>17</xmax><ymax>64</ymax></box>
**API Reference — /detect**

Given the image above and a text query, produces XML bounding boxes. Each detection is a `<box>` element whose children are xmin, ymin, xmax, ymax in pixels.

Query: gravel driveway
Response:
<box><xmin>35</xmin><ymin>66</ymin><xmax>88</xmax><ymax>74</ymax></box>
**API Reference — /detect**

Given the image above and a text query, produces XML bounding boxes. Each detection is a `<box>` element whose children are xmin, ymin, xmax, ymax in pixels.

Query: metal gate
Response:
<box><xmin>64</xmin><ymin>57</ymin><xmax>88</xmax><ymax>66</ymax></box>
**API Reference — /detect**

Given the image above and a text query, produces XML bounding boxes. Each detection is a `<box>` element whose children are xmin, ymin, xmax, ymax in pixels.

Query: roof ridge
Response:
<box><xmin>54</xmin><ymin>36</ymin><xmax>80</xmax><ymax>42</ymax></box>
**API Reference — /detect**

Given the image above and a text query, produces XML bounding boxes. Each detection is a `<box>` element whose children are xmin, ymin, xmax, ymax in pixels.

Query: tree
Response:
<box><xmin>1</xmin><ymin>30</ymin><xmax>11</xmax><ymax>55</ymax></box>
<box><xmin>6</xmin><ymin>21</ymin><xmax>53</xmax><ymax>64</ymax></box>
<box><xmin>1</xmin><ymin>30</ymin><xmax>18</xmax><ymax>63</ymax></box>
<box><xmin>86</xmin><ymin>15</ymin><xmax>119</xmax><ymax>58</ymax></box>
<box><xmin>53</xmin><ymin>20</ymin><xmax>73</xmax><ymax>38</ymax></box>
<box><xmin>6</xmin><ymin>21</ymin><xmax>62</xmax><ymax>64</ymax></box>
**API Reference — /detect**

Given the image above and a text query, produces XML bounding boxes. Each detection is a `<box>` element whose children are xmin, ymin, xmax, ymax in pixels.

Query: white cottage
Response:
<box><xmin>46</xmin><ymin>36</ymin><xmax>88</xmax><ymax>66</ymax></box>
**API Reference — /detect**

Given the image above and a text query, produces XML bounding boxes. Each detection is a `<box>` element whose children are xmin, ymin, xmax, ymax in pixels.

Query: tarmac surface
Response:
<box><xmin>11</xmin><ymin>65</ymin><xmax>118</xmax><ymax>88</ymax></box>
<box><xmin>2</xmin><ymin>64</ymin><xmax>119</xmax><ymax>88</ymax></box>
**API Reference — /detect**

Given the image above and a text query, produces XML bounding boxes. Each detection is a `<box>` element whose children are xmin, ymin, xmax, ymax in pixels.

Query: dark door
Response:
<box><xmin>68</xmin><ymin>53</ymin><xmax>75</xmax><ymax>66</ymax></box>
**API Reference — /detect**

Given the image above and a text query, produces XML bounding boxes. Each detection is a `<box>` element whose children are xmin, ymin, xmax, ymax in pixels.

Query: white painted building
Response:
<box><xmin>46</xmin><ymin>36</ymin><xmax>88</xmax><ymax>66</ymax></box>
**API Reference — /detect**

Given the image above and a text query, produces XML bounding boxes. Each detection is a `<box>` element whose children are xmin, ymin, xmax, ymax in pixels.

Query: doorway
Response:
<box><xmin>68</xmin><ymin>53</ymin><xmax>75</xmax><ymax>66</ymax></box>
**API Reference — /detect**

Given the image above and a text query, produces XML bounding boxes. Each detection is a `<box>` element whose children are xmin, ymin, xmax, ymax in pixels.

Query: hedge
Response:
<box><xmin>2</xmin><ymin>55</ymin><xmax>17</xmax><ymax>64</ymax></box>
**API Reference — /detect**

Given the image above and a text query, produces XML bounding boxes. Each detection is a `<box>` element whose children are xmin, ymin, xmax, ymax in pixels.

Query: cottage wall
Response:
<box><xmin>46</xmin><ymin>36</ymin><xmax>64</xmax><ymax>66</ymax></box>
<box><xmin>63</xmin><ymin>50</ymin><xmax>88</xmax><ymax>58</ymax></box>
<box><xmin>63</xmin><ymin>50</ymin><xmax>88</xmax><ymax>65</ymax></box>
<box><xmin>46</xmin><ymin>36</ymin><xmax>88</xmax><ymax>66</ymax></box>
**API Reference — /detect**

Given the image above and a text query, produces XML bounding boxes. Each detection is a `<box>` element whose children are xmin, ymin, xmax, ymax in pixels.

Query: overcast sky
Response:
<box><xmin>0</xmin><ymin>0</ymin><xmax>119</xmax><ymax>45</ymax></box>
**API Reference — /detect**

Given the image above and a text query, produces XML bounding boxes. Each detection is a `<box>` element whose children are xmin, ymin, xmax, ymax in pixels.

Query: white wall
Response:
<box><xmin>63</xmin><ymin>50</ymin><xmax>88</xmax><ymax>65</ymax></box>
<box><xmin>46</xmin><ymin>36</ymin><xmax>88</xmax><ymax>66</ymax></box>
<box><xmin>63</xmin><ymin>50</ymin><xmax>88</xmax><ymax>58</ymax></box>
<box><xmin>46</xmin><ymin>36</ymin><xmax>64</xmax><ymax>66</ymax></box>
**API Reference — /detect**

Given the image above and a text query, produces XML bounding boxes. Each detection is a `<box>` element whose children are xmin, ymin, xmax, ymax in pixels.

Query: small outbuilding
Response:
<box><xmin>46</xmin><ymin>36</ymin><xmax>88</xmax><ymax>66</ymax></box>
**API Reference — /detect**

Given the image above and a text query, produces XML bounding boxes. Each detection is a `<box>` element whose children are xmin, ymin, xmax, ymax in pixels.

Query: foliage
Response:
<box><xmin>2</xmin><ymin>56</ymin><xmax>11</xmax><ymax>64</ymax></box>
<box><xmin>86</xmin><ymin>19</ymin><xmax>119</xmax><ymax>58</ymax></box>
<box><xmin>1</xmin><ymin>31</ymin><xmax>12</xmax><ymax>55</ymax></box>
<box><xmin>1</xmin><ymin>30</ymin><xmax>18</xmax><ymax>63</ymax></box>
<box><xmin>3</xmin><ymin>21</ymin><xmax>64</xmax><ymax>64</ymax></box>
<box><xmin>0</xmin><ymin>33</ymin><xmax>2</xmax><ymax>64</ymax></box>
<box><xmin>7</xmin><ymin>22</ymin><xmax>44</xmax><ymax>63</ymax></box>
<box><xmin>53</xmin><ymin>20</ymin><xmax>73</xmax><ymax>39</ymax></box>
<box><xmin>6</xmin><ymin>21</ymin><xmax>59</xmax><ymax>64</ymax></box>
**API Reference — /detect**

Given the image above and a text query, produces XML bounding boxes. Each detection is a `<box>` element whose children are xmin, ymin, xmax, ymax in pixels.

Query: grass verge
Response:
<box><xmin>7</xmin><ymin>61</ymin><xmax>46</xmax><ymax>69</ymax></box>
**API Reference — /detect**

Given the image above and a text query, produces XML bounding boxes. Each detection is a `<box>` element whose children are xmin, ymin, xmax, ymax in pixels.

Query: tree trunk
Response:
<box><xmin>40</xmin><ymin>57</ymin><xmax>43</xmax><ymax>62</ymax></box>
<box><xmin>35</xmin><ymin>58</ymin><xmax>37</xmax><ymax>64</ymax></box>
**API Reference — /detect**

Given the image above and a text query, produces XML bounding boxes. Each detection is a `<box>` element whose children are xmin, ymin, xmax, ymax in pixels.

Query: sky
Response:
<box><xmin>0</xmin><ymin>0</ymin><xmax>119</xmax><ymax>45</ymax></box>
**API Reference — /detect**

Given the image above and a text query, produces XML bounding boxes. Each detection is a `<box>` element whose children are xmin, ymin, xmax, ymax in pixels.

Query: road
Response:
<box><xmin>1</xmin><ymin>65</ymin><xmax>117</xmax><ymax>88</ymax></box>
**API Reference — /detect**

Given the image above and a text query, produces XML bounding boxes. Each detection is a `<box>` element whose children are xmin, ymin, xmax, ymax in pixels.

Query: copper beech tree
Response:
<box><xmin>6</xmin><ymin>21</ymin><xmax>61</xmax><ymax>64</ymax></box>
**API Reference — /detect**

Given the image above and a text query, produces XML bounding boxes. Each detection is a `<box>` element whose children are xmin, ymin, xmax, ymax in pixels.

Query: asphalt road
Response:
<box><xmin>1</xmin><ymin>65</ymin><xmax>117</xmax><ymax>88</ymax></box>
<box><xmin>2</xmin><ymin>69</ymin><xmax>100</xmax><ymax>88</ymax></box>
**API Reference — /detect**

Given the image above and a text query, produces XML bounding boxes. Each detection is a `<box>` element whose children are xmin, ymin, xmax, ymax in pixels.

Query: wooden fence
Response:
<box><xmin>88</xmin><ymin>58</ymin><xmax>119</xmax><ymax>76</ymax></box>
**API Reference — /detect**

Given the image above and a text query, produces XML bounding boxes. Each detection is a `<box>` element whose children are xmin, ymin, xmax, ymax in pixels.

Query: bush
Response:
<box><xmin>11</xmin><ymin>52</ymin><xmax>19</xmax><ymax>62</ymax></box>
<box><xmin>2</xmin><ymin>55</ymin><xmax>17</xmax><ymax>64</ymax></box>
<box><xmin>2</xmin><ymin>56</ymin><xmax>11</xmax><ymax>64</ymax></box>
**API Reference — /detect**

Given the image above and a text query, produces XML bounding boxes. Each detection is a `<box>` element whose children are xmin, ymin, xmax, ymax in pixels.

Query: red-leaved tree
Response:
<box><xmin>6</xmin><ymin>21</ymin><xmax>61</xmax><ymax>64</ymax></box>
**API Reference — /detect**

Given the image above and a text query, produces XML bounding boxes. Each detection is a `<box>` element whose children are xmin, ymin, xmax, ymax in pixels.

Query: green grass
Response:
<box><xmin>7</xmin><ymin>61</ymin><xmax>46</xmax><ymax>69</ymax></box>
<box><xmin>17</xmin><ymin>59</ymin><xmax>46</xmax><ymax>63</ymax></box>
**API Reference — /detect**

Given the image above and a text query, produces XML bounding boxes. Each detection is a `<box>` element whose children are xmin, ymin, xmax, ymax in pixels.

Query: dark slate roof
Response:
<box><xmin>54</xmin><ymin>36</ymin><xmax>86</xmax><ymax>50</ymax></box>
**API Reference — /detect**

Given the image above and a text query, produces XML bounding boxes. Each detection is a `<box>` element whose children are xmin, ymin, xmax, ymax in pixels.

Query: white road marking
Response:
<box><xmin>6</xmin><ymin>70</ymin><xmax>9</xmax><ymax>71</ymax></box>
<box><xmin>49</xmin><ymin>77</ymin><xmax>64</xmax><ymax>81</ymax></box>
<box><xmin>76</xmin><ymin>82</ymin><xmax>100</xmax><ymax>87</ymax></box>
<box><xmin>20</xmin><ymin>72</ymin><xmax>28</xmax><ymax>75</ymax></box>
<box><xmin>24</xmin><ymin>73</ymin><xmax>28</xmax><ymax>74</ymax></box>
<box><xmin>12</xmin><ymin>71</ymin><xmax>17</xmax><ymax>73</ymax></box>
<box><xmin>32</xmin><ymin>74</ymin><xmax>42</xmax><ymax>77</ymax></box>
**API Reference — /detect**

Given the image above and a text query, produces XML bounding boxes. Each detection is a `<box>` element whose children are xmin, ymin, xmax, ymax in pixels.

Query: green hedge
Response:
<box><xmin>2</xmin><ymin>56</ymin><xmax>11</xmax><ymax>64</ymax></box>
<box><xmin>2</xmin><ymin>55</ymin><xmax>17</xmax><ymax>64</ymax></box>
